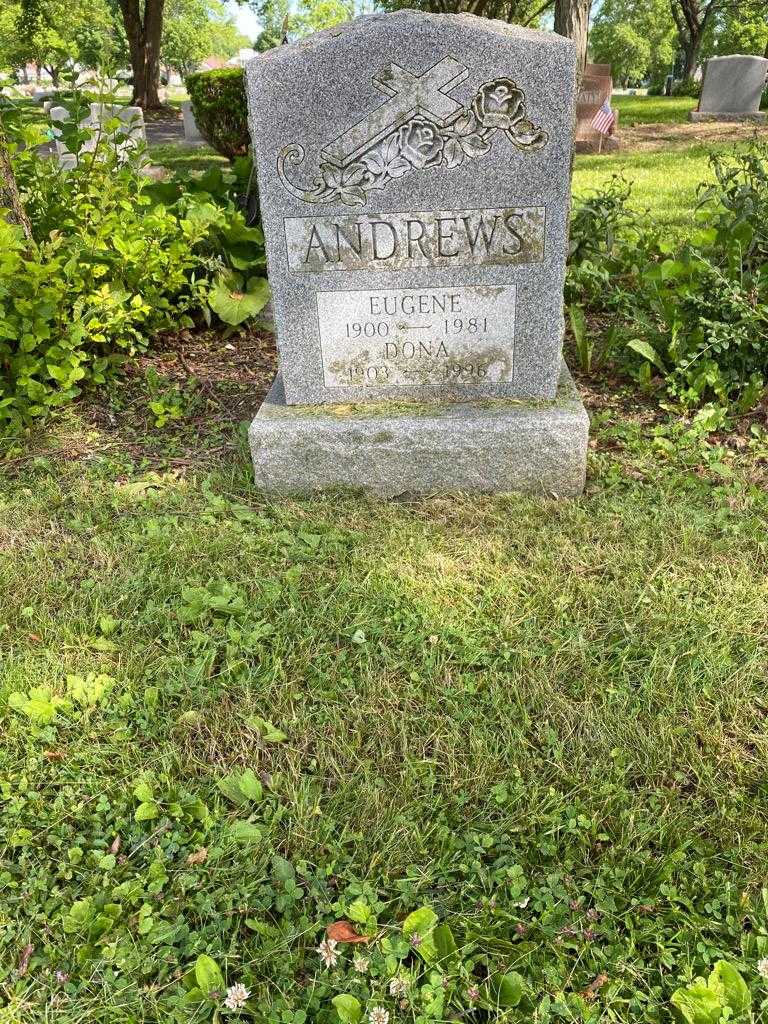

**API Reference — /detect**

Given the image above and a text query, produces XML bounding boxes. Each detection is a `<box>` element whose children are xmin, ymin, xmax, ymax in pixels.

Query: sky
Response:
<box><xmin>225</xmin><ymin>0</ymin><xmax>262</xmax><ymax>42</ymax></box>
<box><xmin>223</xmin><ymin>0</ymin><xmax>599</xmax><ymax>44</ymax></box>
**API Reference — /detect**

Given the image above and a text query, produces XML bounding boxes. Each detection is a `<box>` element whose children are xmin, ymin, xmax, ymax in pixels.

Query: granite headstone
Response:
<box><xmin>691</xmin><ymin>54</ymin><xmax>768</xmax><ymax>122</ymax></box>
<box><xmin>245</xmin><ymin>11</ymin><xmax>589</xmax><ymax>496</ymax></box>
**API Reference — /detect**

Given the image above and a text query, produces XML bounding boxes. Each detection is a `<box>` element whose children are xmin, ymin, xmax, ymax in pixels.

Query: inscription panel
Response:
<box><xmin>285</xmin><ymin>206</ymin><xmax>545</xmax><ymax>273</ymax></box>
<box><xmin>318</xmin><ymin>285</ymin><xmax>516</xmax><ymax>388</ymax></box>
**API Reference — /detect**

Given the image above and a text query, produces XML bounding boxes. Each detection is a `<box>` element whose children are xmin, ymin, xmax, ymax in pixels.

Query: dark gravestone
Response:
<box><xmin>575</xmin><ymin>63</ymin><xmax>618</xmax><ymax>154</ymax></box>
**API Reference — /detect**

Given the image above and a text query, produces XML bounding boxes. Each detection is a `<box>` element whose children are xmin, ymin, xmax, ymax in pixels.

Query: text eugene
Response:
<box><xmin>285</xmin><ymin>206</ymin><xmax>545</xmax><ymax>272</ymax></box>
<box><xmin>350</xmin><ymin>293</ymin><xmax>490</xmax><ymax>376</ymax></box>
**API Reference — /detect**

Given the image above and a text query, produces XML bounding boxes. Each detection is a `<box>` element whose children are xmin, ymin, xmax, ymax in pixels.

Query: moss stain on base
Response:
<box><xmin>266</xmin><ymin>373</ymin><xmax>582</xmax><ymax>422</ymax></box>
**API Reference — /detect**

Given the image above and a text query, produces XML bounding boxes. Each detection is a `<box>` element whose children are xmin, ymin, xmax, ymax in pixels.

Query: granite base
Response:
<box><xmin>689</xmin><ymin>110</ymin><xmax>767</xmax><ymax>122</ymax></box>
<box><xmin>248</xmin><ymin>362</ymin><xmax>589</xmax><ymax>498</ymax></box>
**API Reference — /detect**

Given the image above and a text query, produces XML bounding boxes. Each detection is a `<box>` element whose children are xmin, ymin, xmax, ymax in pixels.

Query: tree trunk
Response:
<box><xmin>671</xmin><ymin>0</ymin><xmax>714</xmax><ymax>81</ymax></box>
<box><xmin>118</xmin><ymin>0</ymin><xmax>166</xmax><ymax>110</ymax></box>
<box><xmin>554</xmin><ymin>0</ymin><xmax>591</xmax><ymax>77</ymax></box>
<box><xmin>682</xmin><ymin>31</ymin><xmax>701</xmax><ymax>78</ymax></box>
<box><xmin>0</xmin><ymin>119</ymin><xmax>34</xmax><ymax>244</ymax></box>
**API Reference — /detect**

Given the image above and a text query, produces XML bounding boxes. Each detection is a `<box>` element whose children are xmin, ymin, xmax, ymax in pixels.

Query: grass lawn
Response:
<box><xmin>2</xmin><ymin>389</ymin><xmax>768</xmax><ymax>1023</ymax></box>
<box><xmin>573</xmin><ymin>143</ymin><xmax>718</xmax><ymax>234</ymax></box>
<box><xmin>611</xmin><ymin>95</ymin><xmax>698</xmax><ymax>126</ymax></box>
<box><xmin>149</xmin><ymin>142</ymin><xmax>229</xmax><ymax>174</ymax></box>
<box><xmin>3</xmin><ymin>109</ymin><xmax>768</xmax><ymax>1024</ymax></box>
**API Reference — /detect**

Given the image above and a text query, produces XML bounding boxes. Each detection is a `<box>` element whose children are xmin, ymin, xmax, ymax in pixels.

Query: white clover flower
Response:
<box><xmin>389</xmin><ymin>977</ymin><xmax>409</xmax><ymax>998</ymax></box>
<box><xmin>368</xmin><ymin>1007</ymin><xmax>389</xmax><ymax>1024</ymax></box>
<box><xmin>317</xmin><ymin>938</ymin><xmax>339</xmax><ymax>968</ymax></box>
<box><xmin>353</xmin><ymin>955</ymin><xmax>370</xmax><ymax>973</ymax></box>
<box><xmin>224</xmin><ymin>983</ymin><xmax>251</xmax><ymax>1010</ymax></box>
<box><xmin>758</xmin><ymin>958</ymin><xmax>768</xmax><ymax>980</ymax></box>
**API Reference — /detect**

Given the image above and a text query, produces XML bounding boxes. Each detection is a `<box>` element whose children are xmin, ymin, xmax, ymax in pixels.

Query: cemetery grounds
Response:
<box><xmin>1</xmin><ymin>96</ymin><xmax>768</xmax><ymax>1023</ymax></box>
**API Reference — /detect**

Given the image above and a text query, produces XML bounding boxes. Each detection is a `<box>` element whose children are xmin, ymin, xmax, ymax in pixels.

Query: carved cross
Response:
<box><xmin>322</xmin><ymin>56</ymin><xmax>469</xmax><ymax>168</ymax></box>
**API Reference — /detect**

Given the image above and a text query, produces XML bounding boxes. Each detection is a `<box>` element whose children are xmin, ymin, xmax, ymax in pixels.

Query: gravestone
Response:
<box><xmin>691</xmin><ymin>54</ymin><xmax>768</xmax><ymax>122</ymax></box>
<box><xmin>245</xmin><ymin>11</ymin><xmax>589</xmax><ymax>497</ymax></box>
<box><xmin>49</xmin><ymin>106</ymin><xmax>96</xmax><ymax>170</ymax></box>
<box><xmin>90</xmin><ymin>104</ymin><xmax>147</xmax><ymax>147</ymax></box>
<box><xmin>182</xmin><ymin>100</ymin><xmax>204</xmax><ymax>143</ymax></box>
<box><xmin>575</xmin><ymin>62</ymin><xmax>618</xmax><ymax>153</ymax></box>
<box><xmin>51</xmin><ymin>104</ymin><xmax>147</xmax><ymax>169</ymax></box>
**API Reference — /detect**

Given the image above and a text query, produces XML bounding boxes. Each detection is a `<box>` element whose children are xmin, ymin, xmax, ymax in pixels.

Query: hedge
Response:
<box><xmin>186</xmin><ymin>67</ymin><xmax>249</xmax><ymax>160</ymax></box>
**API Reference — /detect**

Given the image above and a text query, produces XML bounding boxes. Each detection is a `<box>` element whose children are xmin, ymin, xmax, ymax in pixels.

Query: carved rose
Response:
<box><xmin>398</xmin><ymin>117</ymin><xmax>444</xmax><ymax>170</ymax></box>
<box><xmin>505</xmin><ymin>118</ymin><xmax>548</xmax><ymax>150</ymax></box>
<box><xmin>472</xmin><ymin>79</ymin><xmax>526</xmax><ymax>130</ymax></box>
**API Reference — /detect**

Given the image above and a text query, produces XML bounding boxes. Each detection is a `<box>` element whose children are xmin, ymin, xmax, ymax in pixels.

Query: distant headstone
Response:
<box><xmin>181</xmin><ymin>100</ymin><xmax>204</xmax><ymax>143</ymax></box>
<box><xmin>691</xmin><ymin>54</ymin><xmax>768</xmax><ymax>122</ymax></box>
<box><xmin>50</xmin><ymin>106</ymin><xmax>95</xmax><ymax>169</ymax></box>
<box><xmin>50</xmin><ymin>104</ymin><xmax>146</xmax><ymax>168</ymax></box>
<box><xmin>90</xmin><ymin>103</ymin><xmax>147</xmax><ymax>145</ymax></box>
<box><xmin>575</xmin><ymin>62</ymin><xmax>618</xmax><ymax>153</ymax></box>
<box><xmin>245</xmin><ymin>11</ymin><xmax>588</xmax><ymax>497</ymax></box>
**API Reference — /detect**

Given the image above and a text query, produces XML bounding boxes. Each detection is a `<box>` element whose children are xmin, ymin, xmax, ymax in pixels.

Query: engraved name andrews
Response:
<box><xmin>277</xmin><ymin>56</ymin><xmax>549</xmax><ymax>208</ymax></box>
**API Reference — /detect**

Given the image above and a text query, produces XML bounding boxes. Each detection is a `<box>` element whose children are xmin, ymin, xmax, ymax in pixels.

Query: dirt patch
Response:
<box><xmin>129</xmin><ymin>323</ymin><xmax>277</xmax><ymax>396</ymax></box>
<box><xmin>77</xmin><ymin>323</ymin><xmax>279</xmax><ymax>468</ymax></box>
<box><xmin>618</xmin><ymin>120</ymin><xmax>768</xmax><ymax>152</ymax></box>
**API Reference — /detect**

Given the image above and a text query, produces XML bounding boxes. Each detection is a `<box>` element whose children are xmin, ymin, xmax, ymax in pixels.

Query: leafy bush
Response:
<box><xmin>671</xmin><ymin>961</ymin><xmax>751</xmax><ymax>1024</ymax></box>
<box><xmin>672</xmin><ymin>78</ymin><xmax>701</xmax><ymax>98</ymax></box>
<box><xmin>186</xmin><ymin>67</ymin><xmax>250</xmax><ymax>160</ymax></box>
<box><xmin>0</xmin><ymin>89</ymin><xmax>268</xmax><ymax>429</ymax></box>
<box><xmin>567</xmin><ymin>144</ymin><xmax>768</xmax><ymax>414</ymax></box>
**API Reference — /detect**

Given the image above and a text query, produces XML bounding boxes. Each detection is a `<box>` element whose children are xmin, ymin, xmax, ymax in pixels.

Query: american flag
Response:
<box><xmin>591</xmin><ymin>98</ymin><xmax>616</xmax><ymax>136</ymax></box>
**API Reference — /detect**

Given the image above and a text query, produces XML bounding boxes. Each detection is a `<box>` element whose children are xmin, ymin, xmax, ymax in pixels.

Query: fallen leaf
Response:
<box><xmin>187</xmin><ymin>847</ymin><xmax>208</xmax><ymax>866</ymax></box>
<box><xmin>326</xmin><ymin>920</ymin><xmax>369</xmax><ymax>944</ymax></box>
<box><xmin>18</xmin><ymin>943</ymin><xmax>33</xmax><ymax>977</ymax></box>
<box><xmin>110</xmin><ymin>835</ymin><xmax>121</xmax><ymax>855</ymax></box>
<box><xmin>581</xmin><ymin>974</ymin><xmax>609</xmax><ymax>1002</ymax></box>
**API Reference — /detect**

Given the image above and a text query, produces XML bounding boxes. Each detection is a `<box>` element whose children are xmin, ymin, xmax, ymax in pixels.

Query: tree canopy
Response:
<box><xmin>161</xmin><ymin>0</ymin><xmax>250</xmax><ymax>77</ymax></box>
<box><xmin>590</xmin><ymin>0</ymin><xmax>676</xmax><ymax>86</ymax></box>
<box><xmin>1</xmin><ymin>0</ymin><xmax>121</xmax><ymax>82</ymax></box>
<box><xmin>253</xmin><ymin>0</ymin><xmax>354</xmax><ymax>48</ymax></box>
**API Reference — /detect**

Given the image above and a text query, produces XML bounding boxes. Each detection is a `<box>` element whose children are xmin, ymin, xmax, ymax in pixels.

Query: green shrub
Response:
<box><xmin>186</xmin><ymin>67</ymin><xmax>249</xmax><ymax>160</ymax></box>
<box><xmin>567</xmin><ymin>144</ymin><xmax>768</xmax><ymax>412</ymax></box>
<box><xmin>672</xmin><ymin>77</ymin><xmax>701</xmax><ymax>98</ymax></box>
<box><xmin>0</xmin><ymin>89</ymin><xmax>268</xmax><ymax>430</ymax></box>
